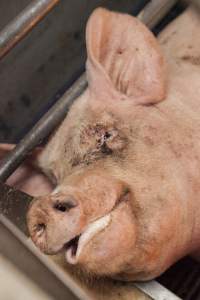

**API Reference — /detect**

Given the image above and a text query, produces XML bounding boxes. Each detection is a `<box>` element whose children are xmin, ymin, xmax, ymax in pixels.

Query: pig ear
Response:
<box><xmin>86</xmin><ymin>8</ymin><xmax>166</xmax><ymax>105</ymax></box>
<box><xmin>0</xmin><ymin>144</ymin><xmax>52</xmax><ymax>196</ymax></box>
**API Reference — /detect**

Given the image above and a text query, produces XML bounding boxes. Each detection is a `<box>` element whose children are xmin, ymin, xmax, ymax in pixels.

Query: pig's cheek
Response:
<box><xmin>77</xmin><ymin>202</ymin><xmax>137</xmax><ymax>276</ymax></box>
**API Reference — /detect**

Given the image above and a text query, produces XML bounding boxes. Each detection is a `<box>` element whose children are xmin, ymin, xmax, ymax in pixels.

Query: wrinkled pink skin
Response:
<box><xmin>2</xmin><ymin>8</ymin><xmax>200</xmax><ymax>281</ymax></box>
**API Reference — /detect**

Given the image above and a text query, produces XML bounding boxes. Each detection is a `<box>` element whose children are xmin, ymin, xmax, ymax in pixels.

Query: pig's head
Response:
<box><xmin>27</xmin><ymin>8</ymin><xmax>194</xmax><ymax>281</ymax></box>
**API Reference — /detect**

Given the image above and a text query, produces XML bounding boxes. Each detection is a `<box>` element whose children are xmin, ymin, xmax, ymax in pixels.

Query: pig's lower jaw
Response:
<box><xmin>65</xmin><ymin>214</ymin><xmax>111</xmax><ymax>265</ymax></box>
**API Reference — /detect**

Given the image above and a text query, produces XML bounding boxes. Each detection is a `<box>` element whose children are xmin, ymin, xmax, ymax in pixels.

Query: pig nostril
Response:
<box><xmin>53</xmin><ymin>200</ymin><xmax>76</xmax><ymax>213</ymax></box>
<box><xmin>35</xmin><ymin>223</ymin><xmax>46</xmax><ymax>236</ymax></box>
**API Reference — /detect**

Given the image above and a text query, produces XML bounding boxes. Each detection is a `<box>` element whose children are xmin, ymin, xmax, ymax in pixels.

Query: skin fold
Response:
<box><xmin>1</xmin><ymin>7</ymin><xmax>200</xmax><ymax>281</ymax></box>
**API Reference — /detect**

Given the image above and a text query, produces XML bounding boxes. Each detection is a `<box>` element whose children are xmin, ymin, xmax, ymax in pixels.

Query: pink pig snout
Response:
<box><xmin>27</xmin><ymin>171</ymin><xmax>138</xmax><ymax>277</ymax></box>
<box><xmin>27</xmin><ymin>169</ymin><xmax>192</xmax><ymax>280</ymax></box>
<box><xmin>27</xmin><ymin>194</ymin><xmax>85</xmax><ymax>255</ymax></box>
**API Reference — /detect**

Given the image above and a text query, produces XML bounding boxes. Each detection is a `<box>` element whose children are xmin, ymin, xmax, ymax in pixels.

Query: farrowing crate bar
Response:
<box><xmin>0</xmin><ymin>0</ymin><xmax>60</xmax><ymax>60</ymax></box>
<box><xmin>0</xmin><ymin>1</ymin><xmax>199</xmax><ymax>299</ymax></box>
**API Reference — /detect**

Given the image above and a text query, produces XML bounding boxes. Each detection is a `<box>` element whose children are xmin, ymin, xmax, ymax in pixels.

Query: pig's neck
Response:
<box><xmin>158</xmin><ymin>7</ymin><xmax>200</xmax><ymax>116</ymax></box>
<box><xmin>158</xmin><ymin>7</ymin><xmax>200</xmax><ymax>252</ymax></box>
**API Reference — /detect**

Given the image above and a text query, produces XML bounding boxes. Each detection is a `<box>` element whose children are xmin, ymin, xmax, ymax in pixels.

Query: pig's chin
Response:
<box><xmin>64</xmin><ymin>214</ymin><xmax>111</xmax><ymax>265</ymax></box>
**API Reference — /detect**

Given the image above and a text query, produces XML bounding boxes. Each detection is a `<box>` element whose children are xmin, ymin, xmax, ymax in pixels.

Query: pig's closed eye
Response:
<box><xmin>53</xmin><ymin>200</ymin><xmax>77</xmax><ymax>212</ymax></box>
<box><xmin>104</xmin><ymin>131</ymin><xmax>112</xmax><ymax>140</ymax></box>
<box><xmin>96</xmin><ymin>130</ymin><xmax>112</xmax><ymax>144</ymax></box>
<box><xmin>97</xmin><ymin>131</ymin><xmax>113</xmax><ymax>154</ymax></box>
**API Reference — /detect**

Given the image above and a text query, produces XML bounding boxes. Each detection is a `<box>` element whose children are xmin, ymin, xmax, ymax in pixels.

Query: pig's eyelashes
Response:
<box><xmin>53</xmin><ymin>200</ymin><xmax>76</xmax><ymax>212</ymax></box>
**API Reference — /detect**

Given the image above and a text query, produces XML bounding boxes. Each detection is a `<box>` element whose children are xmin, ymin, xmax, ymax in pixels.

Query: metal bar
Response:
<box><xmin>134</xmin><ymin>281</ymin><xmax>182</xmax><ymax>300</ymax></box>
<box><xmin>0</xmin><ymin>0</ymin><xmax>178</xmax><ymax>182</ymax></box>
<box><xmin>0</xmin><ymin>181</ymin><xmax>32</xmax><ymax>234</ymax></box>
<box><xmin>0</xmin><ymin>73</ymin><xmax>87</xmax><ymax>181</ymax></box>
<box><xmin>0</xmin><ymin>214</ymin><xmax>91</xmax><ymax>300</ymax></box>
<box><xmin>0</xmin><ymin>0</ymin><xmax>60</xmax><ymax>60</ymax></box>
<box><xmin>138</xmin><ymin>0</ymin><xmax>177</xmax><ymax>29</ymax></box>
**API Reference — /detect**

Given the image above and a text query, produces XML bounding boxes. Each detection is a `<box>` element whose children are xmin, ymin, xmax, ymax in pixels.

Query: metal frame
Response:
<box><xmin>0</xmin><ymin>1</ymin><xmax>183</xmax><ymax>299</ymax></box>
<box><xmin>0</xmin><ymin>214</ymin><xmax>89</xmax><ymax>300</ymax></box>
<box><xmin>0</xmin><ymin>73</ymin><xmax>87</xmax><ymax>181</ymax></box>
<box><xmin>0</xmin><ymin>0</ymin><xmax>60</xmax><ymax>59</ymax></box>
<box><xmin>135</xmin><ymin>281</ymin><xmax>181</xmax><ymax>300</ymax></box>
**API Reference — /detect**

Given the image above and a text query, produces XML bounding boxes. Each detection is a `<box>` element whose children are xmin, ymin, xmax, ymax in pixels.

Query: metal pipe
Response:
<box><xmin>138</xmin><ymin>0</ymin><xmax>177</xmax><ymax>29</ymax></box>
<box><xmin>0</xmin><ymin>74</ymin><xmax>87</xmax><ymax>181</ymax></box>
<box><xmin>0</xmin><ymin>214</ymin><xmax>90</xmax><ymax>300</ymax></box>
<box><xmin>134</xmin><ymin>281</ymin><xmax>182</xmax><ymax>300</ymax></box>
<box><xmin>0</xmin><ymin>0</ymin><xmax>60</xmax><ymax>60</ymax></box>
<box><xmin>0</xmin><ymin>0</ymin><xmax>178</xmax><ymax>181</ymax></box>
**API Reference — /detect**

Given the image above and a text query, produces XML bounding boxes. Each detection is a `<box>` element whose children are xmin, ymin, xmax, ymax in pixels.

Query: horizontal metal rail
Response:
<box><xmin>0</xmin><ymin>214</ymin><xmax>90</xmax><ymax>300</ymax></box>
<box><xmin>0</xmin><ymin>73</ymin><xmax>87</xmax><ymax>181</ymax></box>
<box><xmin>0</xmin><ymin>0</ymin><xmax>178</xmax><ymax>182</ymax></box>
<box><xmin>0</xmin><ymin>0</ymin><xmax>60</xmax><ymax>59</ymax></box>
<box><xmin>135</xmin><ymin>281</ymin><xmax>182</xmax><ymax>300</ymax></box>
<box><xmin>138</xmin><ymin>0</ymin><xmax>177</xmax><ymax>28</ymax></box>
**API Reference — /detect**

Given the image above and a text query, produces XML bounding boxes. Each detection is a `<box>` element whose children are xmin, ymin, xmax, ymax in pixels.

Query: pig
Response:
<box><xmin>1</xmin><ymin>7</ymin><xmax>200</xmax><ymax>281</ymax></box>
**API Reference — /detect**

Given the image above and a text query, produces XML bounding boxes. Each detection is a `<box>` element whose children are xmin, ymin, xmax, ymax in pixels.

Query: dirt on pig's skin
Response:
<box><xmin>1</xmin><ymin>7</ymin><xmax>200</xmax><ymax>282</ymax></box>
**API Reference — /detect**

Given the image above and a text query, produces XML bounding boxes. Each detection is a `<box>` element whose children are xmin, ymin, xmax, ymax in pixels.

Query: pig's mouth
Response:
<box><xmin>63</xmin><ymin>189</ymin><xmax>130</xmax><ymax>264</ymax></box>
<box><xmin>64</xmin><ymin>214</ymin><xmax>111</xmax><ymax>264</ymax></box>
